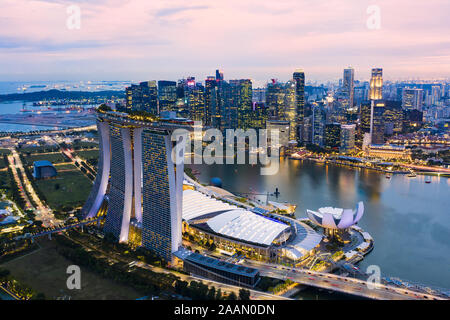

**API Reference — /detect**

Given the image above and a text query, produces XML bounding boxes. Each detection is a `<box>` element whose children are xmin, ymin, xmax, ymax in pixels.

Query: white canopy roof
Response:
<box><xmin>182</xmin><ymin>189</ymin><xmax>238</xmax><ymax>221</ymax></box>
<box><xmin>206</xmin><ymin>209</ymin><xmax>289</xmax><ymax>246</ymax></box>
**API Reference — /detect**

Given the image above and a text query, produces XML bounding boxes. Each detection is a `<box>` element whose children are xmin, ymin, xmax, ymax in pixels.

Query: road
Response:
<box><xmin>9</xmin><ymin>148</ymin><xmax>58</xmax><ymax>227</ymax></box>
<box><xmin>7</xmin><ymin>153</ymin><xmax>34</xmax><ymax>211</ymax></box>
<box><xmin>242</xmin><ymin>259</ymin><xmax>444</xmax><ymax>300</ymax></box>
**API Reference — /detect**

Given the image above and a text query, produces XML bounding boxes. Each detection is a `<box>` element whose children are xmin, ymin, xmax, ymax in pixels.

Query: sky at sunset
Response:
<box><xmin>0</xmin><ymin>0</ymin><xmax>449</xmax><ymax>84</ymax></box>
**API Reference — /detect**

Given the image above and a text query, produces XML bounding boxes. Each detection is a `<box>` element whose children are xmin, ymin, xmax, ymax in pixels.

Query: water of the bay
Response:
<box><xmin>188</xmin><ymin>158</ymin><xmax>450</xmax><ymax>290</ymax></box>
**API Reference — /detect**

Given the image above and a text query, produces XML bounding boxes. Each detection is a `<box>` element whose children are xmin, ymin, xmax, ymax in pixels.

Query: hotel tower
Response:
<box><xmin>82</xmin><ymin>108</ymin><xmax>191</xmax><ymax>261</ymax></box>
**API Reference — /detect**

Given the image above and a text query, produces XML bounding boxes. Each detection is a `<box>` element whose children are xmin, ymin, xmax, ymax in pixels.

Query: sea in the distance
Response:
<box><xmin>188</xmin><ymin>158</ymin><xmax>450</xmax><ymax>290</ymax></box>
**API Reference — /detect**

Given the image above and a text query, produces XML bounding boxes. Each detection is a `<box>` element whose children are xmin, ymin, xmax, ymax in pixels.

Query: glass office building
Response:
<box><xmin>82</xmin><ymin>109</ymin><xmax>189</xmax><ymax>262</ymax></box>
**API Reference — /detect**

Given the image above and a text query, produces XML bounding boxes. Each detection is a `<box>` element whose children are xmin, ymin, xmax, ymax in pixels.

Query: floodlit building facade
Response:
<box><xmin>82</xmin><ymin>108</ymin><xmax>191</xmax><ymax>261</ymax></box>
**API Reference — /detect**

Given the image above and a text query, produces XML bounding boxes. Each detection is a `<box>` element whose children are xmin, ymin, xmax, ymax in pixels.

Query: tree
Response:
<box><xmin>32</xmin><ymin>292</ymin><xmax>46</xmax><ymax>300</ymax></box>
<box><xmin>174</xmin><ymin>280</ymin><xmax>188</xmax><ymax>296</ymax></box>
<box><xmin>215</xmin><ymin>288</ymin><xmax>223</xmax><ymax>300</ymax></box>
<box><xmin>0</xmin><ymin>268</ymin><xmax>10</xmax><ymax>280</ymax></box>
<box><xmin>227</xmin><ymin>292</ymin><xmax>237</xmax><ymax>300</ymax></box>
<box><xmin>207</xmin><ymin>287</ymin><xmax>216</xmax><ymax>300</ymax></box>
<box><xmin>239</xmin><ymin>288</ymin><xmax>251</xmax><ymax>300</ymax></box>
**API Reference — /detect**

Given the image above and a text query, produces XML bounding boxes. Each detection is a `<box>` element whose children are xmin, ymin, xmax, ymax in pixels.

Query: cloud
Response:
<box><xmin>0</xmin><ymin>0</ymin><xmax>449</xmax><ymax>81</ymax></box>
<box><xmin>155</xmin><ymin>5</ymin><xmax>209</xmax><ymax>17</ymax></box>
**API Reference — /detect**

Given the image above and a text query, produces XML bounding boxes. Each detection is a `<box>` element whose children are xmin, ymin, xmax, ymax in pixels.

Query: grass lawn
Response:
<box><xmin>23</xmin><ymin>152</ymin><xmax>67</xmax><ymax>166</ymax></box>
<box><xmin>35</xmin><ymin>169</ymin><xmax>93</xmax><ymax>209</ymax></box>
<box><xmin>0</xmin><ymin>238</ymin><xmax>141</xmax><ymax>300</ymax></box>
<box><xmin>0</xmin><ymin>170</ymin><xmax>10</xmax><ymax>190</ymax></box>
<box><xmin>76</xmin><ymin>150</ymin><xmax>99</xmax><ymax>161</ymax></box>
<box><xmin>0</xmin><ymin>148</ymin><xmax>11</xmax><ymax>155</ymax></box>
<box><xmin>53</xmin><ymin>163</ymin><xmax>78</xmax><ymax>171</ymax></box>
<box><xmin>73</xmin><ymin>141</ymin><xmax>99</xmax><ymax>149</ymax></box>
<box><xmin>18</xmin><ymin>145</ymin><xmax>59</xmax><ymax>154</ymax></box>
<box><xmin>0</xmin><ymin>158</ymin><xmax>7</xmax><ymax>169</ymax></box>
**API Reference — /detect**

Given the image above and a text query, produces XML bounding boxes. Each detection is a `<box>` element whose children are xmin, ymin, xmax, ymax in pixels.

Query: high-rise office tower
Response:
<box><xmin>359</xmin><ymin>101</ymin><xmax>371</xmax><ymax>133</ymax></box>
<box><xmin>184</xmin><ymin>79</ymin><xmax>205</xmax><ymax>122</ymax></box>
<box><xmin>369</xmin><ymin>68</ymin><xmax>383</xmax><ymax>145</ymax></box>
<box><xmin>402</xmin><ymin>88</ymin><xmax>424</xmax><ymax>111</ymax></box>
<box><xmin>284</xmin><ymin>80</ymin><xmax>297</xmax><ymax>141</ymax></box>
<box><xmin>249</xmin><ymin>102</ymin><xmax>268</xmax><ymax>130</ymax></box>
<box><xmin>369</xmin><ymin>68</ymin><xmax>383</xmax><ymax>100</ymax></box>
<box><xmin>265</xmin><ymin>80</ymin><xmax>285</xmax><ymax>120</ymax></box>
<box><xmin>324</xmin><ymin>123</ymin><xmax>341</xmax><ymax>150</ymax></box>
<box><xmin>239</xmin><ymin>79</ymin><xmax>253</xmax><ymax>130</ymax></box>
<box><xmin>141</xmin><ymin>81</ymin><xmax>158</xmax><ymax>114</ymax></box>
<box><xmin>312</xmin><ymin>104</ymin><xmax>326</xmax><ymax>146</ymax></box>
<box><xmin>229</xmin><ymin>79</ymin><xmax>253</xmax><ymax>130</ymax></box>
<box><xmin>216</xmin><ymin>69</ymin><xmax>224</xmax><ymax>82</ymax></box>
<box><xmin>125</xmin><ymin>81</ymin><xmax>158</xmax><ymax>114</ymax></box>
<box><xmin>303</xmin><ymin>115</ymin><xmax>313</xmax><ymax>144</ymax></box>
<box><xmin>343</xmin><ymin>67</ymin><xmax>355</xmax><ymax>108</ymax></box>
<box><xmin>204</xmin><ymin>76</ymin><xmax>218</xmax><ymax>127</ymax></box>
<box><xmin>383</xmin><ymin>100</ymin><xmax>404</xmax><ymax>134</ymax></box>
<box><xmin>340</xmin><ymin>124</ymin><xmax>356</xmax><ymax>153</ymax></box>
<box><xmin>82</xmin><ymin>108</ymin><xmax>190</xmax><ymax>262</ymax></box>
<box><xmin>371</xmin><ymin>101</ymin><xmax>386</xmax><ymax>145</ymax></box>
<box><xmin>431</xmin><ymin>85</ymin><xmax>441</xmax><ymax>106</ymax></box>
<box><xmin>252</xmin><ymin>88</ymin><xmax>266</xmax><ymax>103</ymax></box>
<box><xmin>158</xmin><ymin>80</ymin><xmax>177</xmax><ymax>112</ymax></box>
<box><xmin>293</xmin><ymin>69</ymin><xmax>305</xmax><ymax>143</ymax></box>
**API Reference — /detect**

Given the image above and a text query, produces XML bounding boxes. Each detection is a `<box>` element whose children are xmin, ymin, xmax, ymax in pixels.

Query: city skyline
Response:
<box><xmin>1</xmin><ymin>0</ymin><xmax>449</xmax><ymax>82</ymax></box>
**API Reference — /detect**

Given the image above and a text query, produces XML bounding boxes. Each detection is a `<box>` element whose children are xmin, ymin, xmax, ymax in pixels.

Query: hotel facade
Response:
<box><xmin>82</xmin><ymin>109</ymin><xmax>190</xmax><ymax>261</ymax></box>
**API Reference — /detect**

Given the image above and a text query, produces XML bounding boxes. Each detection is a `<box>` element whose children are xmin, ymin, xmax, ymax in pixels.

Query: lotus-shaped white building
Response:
<box><xmin>307</xmin><ymin>202</ymin><xmax>364</xmax><ymax>230</ymax></box>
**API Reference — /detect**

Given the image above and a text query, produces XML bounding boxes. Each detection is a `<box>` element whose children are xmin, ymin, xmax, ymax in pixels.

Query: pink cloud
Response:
<box><xmin>0</xmin><ymin>0</ymin><xmax>449</xmax><ymax>81</ymax></box>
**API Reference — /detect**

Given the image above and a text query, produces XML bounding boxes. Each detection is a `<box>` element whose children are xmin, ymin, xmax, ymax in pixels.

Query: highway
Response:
<box><xmin>242</xmin><ymin>260</ymin><xmax>445</xmax><ymax>300</ymax></box>
<box><xmin>9</xmin><ymin>148</ymin><xmax>57</xmax><ymax>227</ymax></box>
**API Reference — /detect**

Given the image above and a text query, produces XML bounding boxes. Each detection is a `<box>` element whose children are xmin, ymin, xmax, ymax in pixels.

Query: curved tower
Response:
<box><xmin>82</xmin><ymin>109</ymin><xmax>191</xmax><ymax>261</ymax></box>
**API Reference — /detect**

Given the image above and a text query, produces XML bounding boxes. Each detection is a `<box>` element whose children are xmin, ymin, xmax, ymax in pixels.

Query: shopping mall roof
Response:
<box><xmin>182</xmin><ymin>189</ymin><xmax>239</xmax><ymax>221</ymax></box>
<box><xmin>206</xmin><ymin>209</ymin><xmax>289</xmax><ymax>246</ymax></box>
<box><xmin>183</xmin><ymin>189</ymin><xmax>290</xmax><ymax>246</ymax></box>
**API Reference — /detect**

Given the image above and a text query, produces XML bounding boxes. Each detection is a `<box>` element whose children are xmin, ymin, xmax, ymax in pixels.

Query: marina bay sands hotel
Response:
<box><xmin>81</xmin><ymin>107</ymin><xmax>192</xmax><ymax>261</ymax></box>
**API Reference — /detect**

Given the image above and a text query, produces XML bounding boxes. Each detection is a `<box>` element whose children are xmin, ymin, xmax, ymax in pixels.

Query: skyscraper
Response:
<box><xmin>204</xmin><ymin>76</ymin><xmax>218</xmax><ymax>127</ymax></box>
<box><xmin>324</xmin><ymin>123</ymin><xmax>341</xmax><ymax>150</ymax></box>
<box><xmin>371</xmin><ymin>101</ymin><xmax>386</xmax><ymax>145</ymax></box>
<box><xmin>82</xmin><ymin>109</ymin><xmax>190</xmax><ymax>262</ymax></box>
<box><xmin>369</xmin><ymin>68</ymin><xmax>383</xmax><ymax>100</ymax></box>
<box><xmin>340</xmin><ymin>124</ymin><xmax>356</xmax><ymax>153</ymax></box>
<box><xmin>237</xmin><ymin>79</ymin><xmax>253</xmax><ymax>130</ymax></box>
<box><xmin>343</xmin><ymin>67</ymin><xmax>355</xmax><ymax>108</ymax></box>
<box><xmin>312</xmin><ymin>104</ymin><xmax>326</xmax><ymax>146</ymax></box>
<box><xmin>402</xmin><ymin>88</ymin><xmax>424</xmax><ymax>111</ymax></box>
<box><xmin>125</xmin><ymin>81</ymin><xmax>158</xmax><ymax>114</ymax></box>
<box><xmin>293</xmin><ymin>69</ymin><xmax>305</xmax><ymax>143</ymax></box>
<box><xmin>216</xmin><ymin>69</ymin><xmax>224</xmax><ymax>82</ymax></box>
<box><xmin>184</xmin><ymin>79</ymin><xmax>205</xmax><ymax>122</ymax></box>
<box><xmin>284</xmin><ymin>80</ymin><xmax>297</xmax><ymax>141</ymax></box>
<box><xmin>369</xmin><ymin>68</ymin><xmax>383</xmax><ymax>145</ymax></box>
<box><xmin>265</xmin><ymin>80</ymin><xmax>285</xmax><ymax>120</ymax></box>
<box><xmin>158</xmin><ymin>80</ymin><xmax>177</xmax><ymax>112</ymax></box>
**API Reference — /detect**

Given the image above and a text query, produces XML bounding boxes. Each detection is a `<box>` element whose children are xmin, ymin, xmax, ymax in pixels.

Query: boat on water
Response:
<box><xmin>386</xmin><ymin>175</ymin><xmax>391</xmax><ymax>179</ymax></box>
<box><xmin>425</xmin><ymin>178</ymin><xmax>431</xmax><ymax>184</ymax></box>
